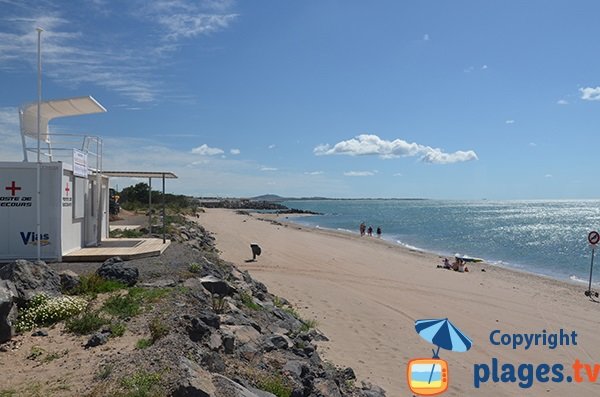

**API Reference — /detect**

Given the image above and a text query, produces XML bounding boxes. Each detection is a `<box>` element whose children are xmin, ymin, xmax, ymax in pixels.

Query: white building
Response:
<box><xmin>0</xmin><ymin>96</ymin><xmax>110</xmax><ymax>262</ymax></box>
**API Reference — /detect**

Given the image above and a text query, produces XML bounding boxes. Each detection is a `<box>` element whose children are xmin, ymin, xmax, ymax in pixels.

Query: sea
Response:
<box><xmin>280</xmin><ymin>199</ymin><xmax>600</xmax><ymax>285</ymax></box>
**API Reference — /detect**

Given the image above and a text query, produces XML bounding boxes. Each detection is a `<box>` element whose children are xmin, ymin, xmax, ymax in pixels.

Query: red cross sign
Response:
<box><xmin>5</xmin><ymin>181</ymin><xmax>21</xmax><ymax>196</ymax></box>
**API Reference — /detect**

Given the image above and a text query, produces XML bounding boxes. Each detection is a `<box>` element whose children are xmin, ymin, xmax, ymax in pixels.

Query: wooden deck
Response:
<box><xmin>62</xmin><ymin>238</ymin><xmax>170</xmax><ymax>262</ymax></box>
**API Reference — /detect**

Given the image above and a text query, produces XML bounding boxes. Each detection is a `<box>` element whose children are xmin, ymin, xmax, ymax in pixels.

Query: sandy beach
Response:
<box><xmin>196</xmin><ymin>208</ymin><xmax>600</xmax><ymax>396</ymax></box>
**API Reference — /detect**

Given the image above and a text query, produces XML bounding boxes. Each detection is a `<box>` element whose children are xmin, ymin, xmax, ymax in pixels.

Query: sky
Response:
<box><xmin>1</xmin><ymin>0</ymin><xmax>600</xmax><ymax>200</ymax></box>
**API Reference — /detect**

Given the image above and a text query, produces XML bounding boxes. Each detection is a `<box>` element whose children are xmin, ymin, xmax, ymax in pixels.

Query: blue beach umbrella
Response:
<box><xmin>415</xmin><ymin>318</ymin><xmax>473</xmax><ymax>384</ymax></box>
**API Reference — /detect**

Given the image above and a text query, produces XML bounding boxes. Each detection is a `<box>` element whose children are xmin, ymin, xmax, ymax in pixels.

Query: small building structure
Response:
<box><xmin>0</xmin><ymin>96</ymin><xmax>176</xmax><ymax>262</ymax></box>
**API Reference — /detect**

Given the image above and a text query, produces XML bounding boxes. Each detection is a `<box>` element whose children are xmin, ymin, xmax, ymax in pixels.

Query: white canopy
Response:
<box><xmin>19</xmin><ymin>96</ymin><xmax>106</xmax><ymax>143</ymax></box>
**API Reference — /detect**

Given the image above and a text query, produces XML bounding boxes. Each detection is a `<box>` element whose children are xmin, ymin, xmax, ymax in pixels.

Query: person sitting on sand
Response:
<box><xmin>443</xmin><ymin>258</ymin><xmax>451</xmax><ymax>269</ymax></box>
<box><xmin>452</xmin><ymin>258</ymin><xmax>461</xmax><ymax>271</ymax></box>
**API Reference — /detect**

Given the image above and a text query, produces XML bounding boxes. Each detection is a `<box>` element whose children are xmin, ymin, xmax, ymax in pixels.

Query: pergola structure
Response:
<box><xmin>100</xmin><ymin>171</ymin><xmax>178</xmax><ymax>243</ymax></box>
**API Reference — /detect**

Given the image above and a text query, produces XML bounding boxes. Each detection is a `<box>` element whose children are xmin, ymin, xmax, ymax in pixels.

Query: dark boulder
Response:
<box><xmin>172</xmin><ymin>357</ymin><xmax>215</xmax><ymax>397</ymax></box>
<box><xmin>58</xmin><ymin>270</ymin><xmax>80</xmax><ymax>292</ymax></box>
<box><xmin>200</xmin><ymin>275</ymin><xmax>234</xmax><ymax>296</ymax></box>
<box><xmin>0</xmin><ymin>280</ymin><xmax>17</xmax><ymax>343</ymax></box>
<box><xmin>96</xmin><ymin>257</ymin><xmax>139</xmax><ymax>287</ymax></box>
<box><xmin>0</xmin><ymin>260</ymin><xmax>61</xmax><ymax>307</ymax></box>
<box><xmin>188</xmin><ymin>317</ymin><xmax>211</xmax><ymax>342</ymax></box>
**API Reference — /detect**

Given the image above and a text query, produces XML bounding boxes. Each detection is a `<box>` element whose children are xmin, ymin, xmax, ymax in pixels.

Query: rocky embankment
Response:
<box><xmin>0</xmin><ymin>219</ymin><xmax>385</xmax><ymax>397</ymax></box>
<box><xmin>198</xmin><ymin>200</ymin><xmax>321</xmax><ymax>215</ymax></box>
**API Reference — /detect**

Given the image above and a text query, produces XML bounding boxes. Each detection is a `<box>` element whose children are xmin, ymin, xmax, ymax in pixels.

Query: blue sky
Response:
<box><xmin>1</xmin><ymin>0</ymin><xmax>599</xmax><ymax>199</ymax></box>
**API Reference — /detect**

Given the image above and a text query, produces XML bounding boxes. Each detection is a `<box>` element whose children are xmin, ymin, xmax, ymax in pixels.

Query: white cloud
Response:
<box><xmin>557</xmin><ymin>99</ymin><xmax>568</xmax><ymax>105</ymax></box>
<box><xmin>481</xmin><ymin>65</ymin><xmax>488</xmax><ymax>70</ymax></box>
<box><xmin>393</xmin><ymin>173</ymin><xmax>403</xmax><ymax>177</ymax></box>
<box><xmin>344</xmin><ymin>171</ymin><xmax>375</xmax><ymax>177</ymax></box>
<box><xmin>191</xmin><ymin>143</ymin><xmax>224</xmax><ymax>156</ymax></box>
<box><xmin>261</xmin><ymin>167</ymin><xmax>278</xmax><ymax>171</ymax></box>
<box><xmin>304</xmin><ymin>171</ymin><xmax>323</xmax><ymax>175</ymax></box>
<box><xmin>0</xmin><ymin>1</ymin><xmax>238</xmax><ymax>103</ymax></box>
<box><xmin>505</xmin><ymin>120</ymin><xmax>515</xmax><ymax>124</ymax></box>
<box><xmin>230</xmin><ymin>148</ymin><xmax>240</xmax><ymax>155</ymax></box>
<box><xmin>268</xmin><ymin>144</ymin><xmax>276</xmax><ymax>149</ymax></box>
<box><xmin>580</xmin><ymin>87</ymin><xmax>600</xmax><ymax>101</ymax></box>
<box><xmin>545</xmin><ymin>174</ymin><xmax>553</xmax><ymax>178</ymax></box>
<box><xmin>314</xmin><ymin>134</ymin><xmax>478</xmax><ymax>164</ymax></box>
<box><xmin>529</xmin><ymin>142</ymin><xmax>537</xmax><ymax>147</ymax></box>
<box><xmin>463</xmin><ymin>66</ymin><xmax>474</xmax><ymax>73</ymax></box>
<box><xmin>423</xmin><ymin>33</ymin><xmax>430</xmax><ymax>41</ymax></box>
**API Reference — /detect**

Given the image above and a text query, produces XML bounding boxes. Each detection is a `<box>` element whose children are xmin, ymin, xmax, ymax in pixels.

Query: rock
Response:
<box><xmin>270</xmin><ymin>335</ymin><xmax>289</xmax><ymax>350</ymax></box>
<box><xmin>188</xmin><ymin>317</ymin><xmax>211</xmax><ymax>342</ymax></box>
<box><xmin>208</xmin><ymin>333</ymin><xmax>222</xmax><ymax>351</ymax></box>
<box><xmin>85</xmin><ymin>331</ymin><xmax>109</xmax><ymax>348</ymax></box>
<box><xmin>308</xmin><ymin>328</ymin><xmax>329</xmax><ymax>342</ymax></box>
<box><xmin>342</xmin><ymin>367</ymin><xmax>356</xmax><ymax>380</ymax></box>
<box><xmin>173</xmin><ymin>356</ymin><xmax>216</xmax><ymax>397</ymax></box>
<box><xmin>31</xmin><ymin>329</ymin><xmax>48</xmax><ymax>337</ymax></box>
<box><xmin>96</xmin><ymin>257</ymin><xmax>139</xmax><ymax>287</ymax></box>
<box><xmin>201</xmin><ymin>352</ymin><xmax>226</xmax><ymax>373</ymax></box>
<box><xmin>220</xmin><ymin>325</ymin><xmax>261</xmax><ymax>345</ymax></box>
<box><xmin>200</xmin><ymin>275</ymin><xmax>234</xmax><ymax>296</ymax></box>
<box><xmin>58</xmin><ymin>270</ymin><xmax>80</xmax><ymax>292</ymax></box>
<box><xmin>303</xmin><ymin>344</ymin><xmax>315</xmax><ymax>357</ymax></box>
<box><xmin>247</xmin><ymin>387</ymin><xmax>277</xmax><ymax>397</ymax></box>
<box><xmin>237</xmin><ymin>342</ymin><xmax>260</xmax><ymax>361</ymax></box>
<box><xmin>139</xmin><ymin>278</ymin><xmax>176</xmax><ymax>288</ymax></box>
<box><xmin>0</xmin><ymin>260</ymin><xmax>61</xmax><ymax>306</ymax></box>
<box><xmin>360</xmin><ymin>381</ymin><xmax>386</xmax><ymax>397</ymax></box>
<box><xmin>314</xmin><ymin>379</ymin><xmax>342</xmax><ymax>397</ymax></box>
<box><xmin>213</xmin><ymin>373</ymin><xmax>268</xmax><ymax>397</ymax></box>
<box><xmin>0</xmin><ymin>280</ymin><xmax>16</xmax><ymax>343</ymax></box>
<box><xmin>222</xmin><ymin>334</ymin><xmax>235</xmax><ymax>354</ymax></box>
<box><xmin>283</xmin><ymin>360</ymin><xmax>308</xmax><ymax>379</ymax></box>
<box><xmin>199</xmin><ymin>310</ymin><xmax>220</xmax><ymax>329</ymax></box>
<box><xmin>220</xmin><ymin>314</ymin><xmax>261</xmax><ymax>332</ymax></box>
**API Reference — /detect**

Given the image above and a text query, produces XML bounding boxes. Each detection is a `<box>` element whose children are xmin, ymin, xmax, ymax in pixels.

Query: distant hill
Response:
<box><xmin>250</xmin><ymin>194</ymin><xmax>288</xmax><ymax>202</ymax></box>
<box><xmin>249</xmin><ymin>194</ymin><xmax>330</xmax><ymax>202</ymax></box>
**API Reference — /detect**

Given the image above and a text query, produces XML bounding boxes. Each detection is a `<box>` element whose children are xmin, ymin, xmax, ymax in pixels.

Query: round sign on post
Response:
<box><xmin>589</xmin><ymin>231</ymin><xmax>600</xmax><ymax>246</ymax></box>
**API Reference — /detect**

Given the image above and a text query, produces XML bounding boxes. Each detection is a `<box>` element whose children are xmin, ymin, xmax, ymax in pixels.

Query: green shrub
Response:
<box><xmin>109</xmin><ymin>228</ymin><xmax>145</xmax><ymax>238</ymax></box>
<box><xmin>65</xmin><ymin>310</ymin><xmax>109</xmax><ymax>335</ymax></box>
<box><xmin>257</xmin><ymin>375</ymin><xmax>292</xmax><ymax>397</ymax></box>
<box><xmin>15</xmin><ymin>294</ymin><xmax>87</xmax><ymax>332</ymax></box>
<box><xmin>300</xmin><ymin>319</ymin><xmax>318</xmax><ymax>332</ymax></box>
<box><xmin>109</xmin><ymin>322</ymin><xmax>127</xmax><ymax>337</ymax></box>
<box><xmin>240</xmin><ymin>292</ymin><xmax>261</xmax><ymax>311</ymax></box>
<box><xmin>188</xmin><ymin>263</ymin><xmax>201</xmax><ymax>273</ymax></box>
<box><xmin>120</xmin><ymin>370</ymin><xmax>162</xmax><ymax>396</ymax></box>
<box><xmin>128</xmin><ymin>287</ymin><xmax>170</xmax><ymax>303</ymax></box>
<box><xmin>135</xmin><ymin>338</ymin><xmax>153</xmax><ymax>349</ymax></box>
<box><xmin>72</xmin><ymin>274</ymin><xmax>126</xmax><ymax>295</ymax></box>
<box><xmin>103</xmin><ymin>294</ymin><xmax>140</xmax><ymax>319</ymax></box>
<box><xmin>149</xmin><ymin>317</ymin><xmax>169</xmax><ymax>342</ymax></box>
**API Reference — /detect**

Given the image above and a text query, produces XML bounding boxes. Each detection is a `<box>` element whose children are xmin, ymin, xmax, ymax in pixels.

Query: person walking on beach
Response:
<box><xmin>360</xmin><ymin>222</ymin><xmax>366</xmax><ymax>236</ymax></box>
<box><xmin>376</xmin><ymin>226</ymin><xmax>382</xmax><ymax>238</ymax></box>
<box><xmin>367</xmin><ymin>226</ymin><xmax>373</xmax><ymax>236</ymax></box>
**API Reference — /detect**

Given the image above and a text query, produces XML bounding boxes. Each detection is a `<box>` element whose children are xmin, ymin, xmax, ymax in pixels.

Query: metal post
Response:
<box><xmin>148</xmin><ymin>177</ymin><xmax>152</xmax><ymax>234</ymax></box>
<box><xmin>588</xmin><ymin>247</ymin><xmax>595</xmax><ymax>296</ymax></box>
<box><xmin>36</xmin><ymin>27</ymin><xmax>43</xmax><ymax>261</ymax></box>
<box><xmin>162</xmin><ymin>173</ymin><xmax>166</xmax><ymax>244</ymax></box>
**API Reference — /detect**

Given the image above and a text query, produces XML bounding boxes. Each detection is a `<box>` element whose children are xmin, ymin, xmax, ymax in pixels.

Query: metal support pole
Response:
<box><xmin>148</xmin><ymin>177</ymin><xmax>152</xmax><ymax>234</ymax></box>
<box><xmin>162</xmin><ymin>173</ymin><xmax>166</xmax><ymax>244</ymax></box>
<box><xmin>588</xmin><ymin>247</ymin><xmax>595</xmax><ymax>296</ymax></box>
<box><xmin>36</xmin><ymin>27</ymin><xmax>43</xmax><ymax>261</ymax></box>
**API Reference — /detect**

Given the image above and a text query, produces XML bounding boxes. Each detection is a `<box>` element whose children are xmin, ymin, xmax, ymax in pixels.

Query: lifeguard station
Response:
<box><xmin>0</xmin><ymin>96</ymin><xmax>175</xmax><ymax>262</ymax></box>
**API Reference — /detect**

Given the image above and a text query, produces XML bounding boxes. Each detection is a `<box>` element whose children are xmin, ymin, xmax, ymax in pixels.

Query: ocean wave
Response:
<box><xmin>569</xmin><ymin>275</ymin><xmax>600</xmax><ymax>286</ymax></box>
